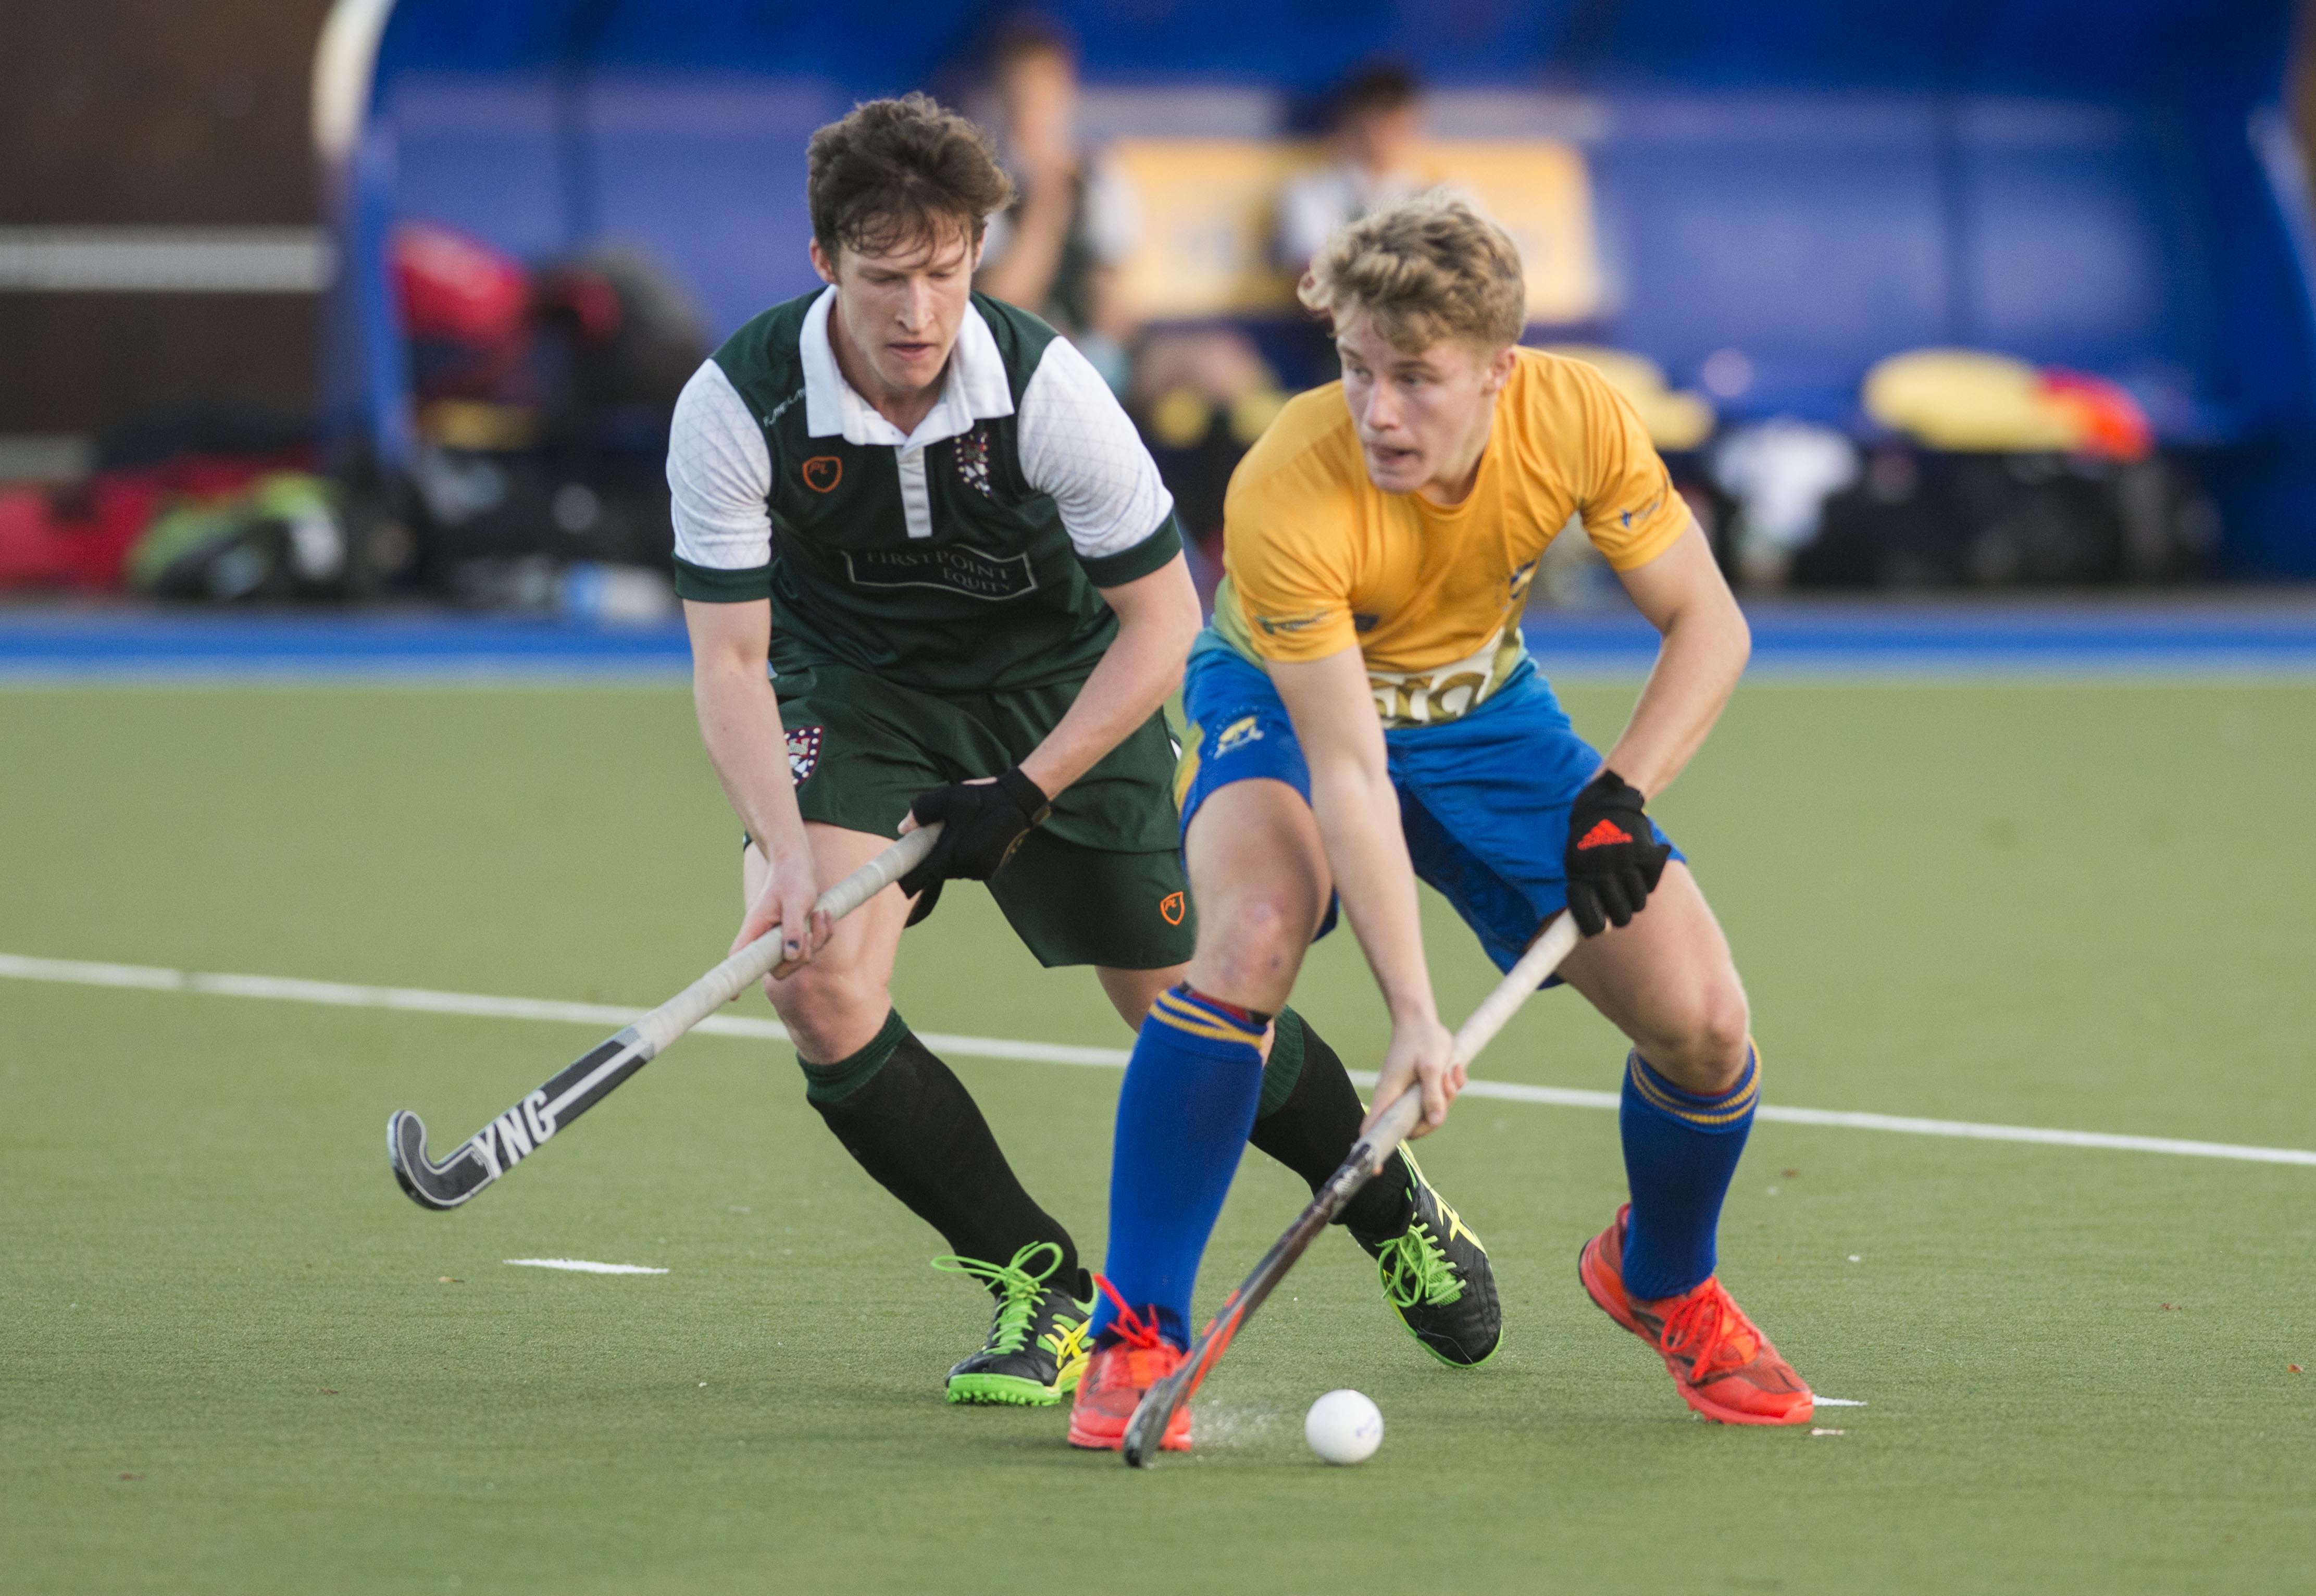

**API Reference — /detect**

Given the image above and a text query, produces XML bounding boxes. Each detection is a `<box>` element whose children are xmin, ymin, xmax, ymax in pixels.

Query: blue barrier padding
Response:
<box><xmin>0</xmin><ymin>613</ymin><xmax>694</xmax><ymax>677</ymax></box>
<box><xmin>1526</xmin><ymin>603</ymin><xmax>2316</xmax><ymax>675</ymax></box>
<box><xmin>5</xmin><ymin>604</ymin><xmax>2313</xmax><ymax>680</ymax></box>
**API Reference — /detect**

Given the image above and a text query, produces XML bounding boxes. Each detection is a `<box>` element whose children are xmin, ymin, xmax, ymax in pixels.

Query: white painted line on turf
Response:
<box><xmin>1355</xmin><ymin>1070</ymin><xmax>2316</xmax><ymax>1167</ymax></box>
<box><xmin>0</xmin><ymin>952</ymin><xmax>654</xmax><ymax>1028</ymax></box>
<box><xmin>915</xmin><ymin>1030</ymin><xmax>1133</xmax><ymax>1068</ymax></box>
<box><xmin>7</xmin><ymin>950</ymin><xmax>2315</xmax><ymax>1169</ymax></box>
<box><xmin>1744</xmin><ymin>1103</ymin><xmax>2316</xmax><ymax>1164</ymax></box>
<box><xmin>0</xmin><ymin>953</ymin><xmax>1132</xmax><ymax>1063</ymax></box>
<box><xmin>504</xmin><ymin>1258</ymin><xmax>667</xmax><ymax>1275</ymax></box>
<box><xmin>1813</xmin><ymin>1398</ymin><xmax>1867</xmax><ymax>1406</ymax></box>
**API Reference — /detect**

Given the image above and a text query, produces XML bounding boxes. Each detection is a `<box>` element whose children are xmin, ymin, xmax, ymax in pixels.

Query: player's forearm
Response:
<box><xmin>1272</xmin><ymin>649</ymin><xmax>1439</xmax><ymax>1021</ymax></box>
<box><xmin>691</xmin><ymin>652</ymin><xmax>811</xmax><ymax>863</ymax></box>
<box><xmin>1019</xmin><ymin>558</ymin><xmax>1200</xmax><ymax>798</ymax></box>
<box><xmin>1602</xmin><ymin>528</ymin><xmax>1751</xmax><ymax>797</ymax></box>
<box><xmin>1016</xmin><ymin>636</ymin><xmax>1179</xmax><ymax>797</ymax></box>
<box><xmin>1309</xmin><ymin>756</ymin><xmax>1439</xmax><ymax>1024</ymax></box>
<box><xmin>1601</xmin><ymin>604</ymin><xmax>1748</xmax><ymax>796</ymax></box>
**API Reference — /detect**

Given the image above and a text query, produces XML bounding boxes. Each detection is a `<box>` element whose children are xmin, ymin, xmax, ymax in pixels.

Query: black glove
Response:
<box><xmin>895</xmin><ymin>766</ymin><xmax>1051</xmax><ymax>900</ymax></box>
<box><xmin>903</xmin><ymin>878</ymin><xmax>943</xmax><ymax>928</ymax></box>
<box><xmin>1563</xmin><ymin>769</ymin><xmax>1672</xmax><ymax>937</ymax></box>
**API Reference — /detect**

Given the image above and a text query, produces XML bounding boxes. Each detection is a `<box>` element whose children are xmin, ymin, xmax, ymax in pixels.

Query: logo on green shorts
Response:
<box><xmin>786</xmin><ymin>726</ymin><xmax>822</xmax><ymax>783</ymax></box>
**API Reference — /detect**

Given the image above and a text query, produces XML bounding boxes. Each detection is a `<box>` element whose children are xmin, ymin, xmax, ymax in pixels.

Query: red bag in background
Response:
<box><xmin>0</xmin><ymin>454</ymin><xmax>301</xmax><ymax>593</ymax></box>
<box><xmin>393</xmin><ymin>221</ymin><xmax>530</xmax><ymax>345</ymax></box>
<box><xmin>0</xmin><ymin>480</ymin><xmax>157</xmax><ymax>591</ymax></box>
<box><xmin>392</xmin><ymin>222</ymin><xmax>536</xmax><ymax>403</ymax></box>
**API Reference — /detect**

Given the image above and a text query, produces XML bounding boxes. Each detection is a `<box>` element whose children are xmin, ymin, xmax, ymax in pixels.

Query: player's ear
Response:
<box><xmin>810</xmin><ymin>238</ymin><xmax>839</xmax><ymax>287</ymax></box>
<box><xmin>1483</xmin><ymin>342</ymin><xmax>1518</xmax><ymax>394</ymax></box>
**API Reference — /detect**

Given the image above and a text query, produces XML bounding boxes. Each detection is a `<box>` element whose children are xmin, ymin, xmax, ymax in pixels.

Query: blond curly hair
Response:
<box><xmin>1299</xmin><ymin>191</ymin><xmax>1526</xmax><ymax>353</ymax></box>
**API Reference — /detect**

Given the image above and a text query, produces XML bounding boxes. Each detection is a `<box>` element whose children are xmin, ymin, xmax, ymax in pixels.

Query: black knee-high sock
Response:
<box><xmin>802</xmin><ymin>1009</ymin><xmax>1086</xmax><ymax>1298</ymax></box>
<box><xmin>1247</xmin><ymin>1009</ymin><xmax>1414</xmax><ymax>1238</ymax></box>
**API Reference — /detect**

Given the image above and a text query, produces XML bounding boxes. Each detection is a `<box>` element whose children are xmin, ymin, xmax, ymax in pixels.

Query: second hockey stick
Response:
<box><xmin>387</xmin><ymin>824</ymin><xmax>938</xmax><ymax>1211</ymax></box>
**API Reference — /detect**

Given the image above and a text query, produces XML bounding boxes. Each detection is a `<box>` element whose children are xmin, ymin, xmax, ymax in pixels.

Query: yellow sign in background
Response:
<box><xmin>1107</xmin><ymin>138</ymin><xmax>1601</xmax><ymax>325</ymax></box>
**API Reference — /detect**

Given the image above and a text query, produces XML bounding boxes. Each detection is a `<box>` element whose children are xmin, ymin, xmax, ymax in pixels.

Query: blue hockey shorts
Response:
<box><xmin>1174</xmin><ymin>641</ymin><xmax>1682</xmax><ymax>981</ymax></box>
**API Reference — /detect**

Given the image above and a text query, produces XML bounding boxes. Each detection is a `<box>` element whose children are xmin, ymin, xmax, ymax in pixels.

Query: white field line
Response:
<box><xmin>6</xmin><ymin>951</ymin><xmax>2314</xmax><ymax>1169</ymax></box>
<box><xmin>503</xmin><ymin>1258</ymin><xmax>667</xmax><ymax>1275</ymax></box>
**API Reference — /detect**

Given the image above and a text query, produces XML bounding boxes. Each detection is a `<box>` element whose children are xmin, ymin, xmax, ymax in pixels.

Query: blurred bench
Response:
<box><xmin>1103</xmin><ymin>136</ymin><xmax>1600</xmax><ymax>326</ymax></box>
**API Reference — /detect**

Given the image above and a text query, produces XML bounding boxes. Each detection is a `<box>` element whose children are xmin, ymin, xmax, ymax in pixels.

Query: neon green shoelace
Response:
<box><xmin>1376</xmin><ymin>1222</ymin><xmax>1465</xmax><ymax>1309</ymax></box>
<box><xmin>931</xmin><ymin>1241</ymin><xmax>1063</xmax><ymax>1355</ymax></box>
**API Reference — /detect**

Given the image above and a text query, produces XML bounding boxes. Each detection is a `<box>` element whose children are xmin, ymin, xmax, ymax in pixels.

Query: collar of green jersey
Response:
<box><xmin>798</xmin><ymin>285</ymin><xmax>1016</xmax><ymax>450</ymax></box>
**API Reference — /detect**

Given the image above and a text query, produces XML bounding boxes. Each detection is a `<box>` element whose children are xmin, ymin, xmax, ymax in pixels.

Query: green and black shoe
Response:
<box><xmin>932</xmin><ymin>1242</ymin><xmax>1092</xmax><ymax>1406</ymax></box>
<box><xmin>1351</xmin><ymin>1150</ymin><xmax>1502</xmax><ymax>1367</ymax></box>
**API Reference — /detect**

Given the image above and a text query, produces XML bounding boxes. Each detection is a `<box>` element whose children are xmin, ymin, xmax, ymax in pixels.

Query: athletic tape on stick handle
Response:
<box><xmin>385</xmin><ymin>825</ymin><xmax>940</xmax><ymax>1211</ymax></box>
<box><xmin>1120</xmin><ymin>912</ymin><xmax>1580</xmax><ymax>1466</ymax></box>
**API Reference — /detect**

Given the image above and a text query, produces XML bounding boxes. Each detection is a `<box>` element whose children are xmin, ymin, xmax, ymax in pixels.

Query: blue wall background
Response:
<box><xmin>323</xmin><ymin>1</ymin><xmax>2316</xmax><ymax>575</ymax></box>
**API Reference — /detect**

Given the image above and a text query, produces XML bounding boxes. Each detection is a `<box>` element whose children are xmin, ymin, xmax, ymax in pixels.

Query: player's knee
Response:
<box><xmin>1642</xmin><ymin>978</ymin><xmax>1752</xmax><ymax>1094</ymax></box>
<box><xmin>762</xmin><ymin>961</ymin><xmax>880</xmax><ymax>1058</ymax></box>
<box><xmin>1194</xmin><ymin>890</ymin><xmax>1313</xmax><ymax>1006</ymax></box>
<box><xmin>1697</xmin><ymin>982</ymin><xmax>1753</xmax><ymax>1080</ymax></box>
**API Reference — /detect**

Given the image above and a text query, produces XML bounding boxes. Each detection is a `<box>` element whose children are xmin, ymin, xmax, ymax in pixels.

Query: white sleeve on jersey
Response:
<box><xmin>1016</xmin><ymin>335</ymin><xmax>1177</xmax><ymax>567</ymax></box>
<box><xmin>666</xmin><ymin>360</ymin><xmax>773</xmax><ymax>571</ymax></box>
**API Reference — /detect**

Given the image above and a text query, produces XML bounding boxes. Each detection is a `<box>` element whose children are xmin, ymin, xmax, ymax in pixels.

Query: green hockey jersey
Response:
<box><xmin>668</xmin><ymin>288</ymin><xmax>1183</xmax><ymax>692</ymax></box>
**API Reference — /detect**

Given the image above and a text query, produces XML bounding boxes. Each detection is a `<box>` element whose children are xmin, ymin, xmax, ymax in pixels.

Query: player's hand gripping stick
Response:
<box><xmin>1120</xmin><ymin>911</ymin><xmax>1583</xmax><ymax>1467</ymax></box>
<box><xmin>386</xmin><ymin>825</ymin><xmax>941</xmax><ymax>1211</ymax></box>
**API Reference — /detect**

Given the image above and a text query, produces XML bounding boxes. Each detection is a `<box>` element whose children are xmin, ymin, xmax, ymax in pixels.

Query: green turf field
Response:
<box><xmin>3</xmin><ymin>679</ymin><xmax>2312</xmax><ymax>1593</ymax></box>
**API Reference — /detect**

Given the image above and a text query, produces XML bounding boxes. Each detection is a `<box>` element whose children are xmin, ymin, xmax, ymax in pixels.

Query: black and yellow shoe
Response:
<box><xmin>1351</xmin><ymin>1150</ymin><xmax>1502</xmax><ymax>1367</ymax></box>
<box><xmin>933</xmin><ymin>1243</ymin><xmax>1091</xmax><ymax>1406</ymax></box>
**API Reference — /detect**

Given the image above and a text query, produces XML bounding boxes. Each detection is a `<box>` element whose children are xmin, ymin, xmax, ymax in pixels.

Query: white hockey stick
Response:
<box><xmin>388</xmin><ymin>824</ymin><xmax>940</xmax><ymax>1210</ymax></box>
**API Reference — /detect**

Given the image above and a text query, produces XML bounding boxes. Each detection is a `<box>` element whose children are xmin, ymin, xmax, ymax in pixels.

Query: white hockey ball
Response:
<box><xmin>1304</xmin><ymin>1388</ymin><xmax>1384</xmax><ymax>1464</ymax></box>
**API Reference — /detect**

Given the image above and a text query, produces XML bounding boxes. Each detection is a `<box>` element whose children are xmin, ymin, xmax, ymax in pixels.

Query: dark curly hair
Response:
<box><xmin>807</xmin><ymin>93</ymin><xmax>1013</xmax><ymax>262</ymax></box>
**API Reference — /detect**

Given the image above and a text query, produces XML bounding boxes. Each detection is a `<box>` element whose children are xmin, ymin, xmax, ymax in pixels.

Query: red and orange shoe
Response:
<box><xmin>1579</xmin><ymin>1204</ymin><xmax>1813</xmax><ymax>1427</ymax></box>
<box><xmin>1066</xmin><ymin>1281</ymin><xmax>1192</xmax><ymax>1452</ymax></box>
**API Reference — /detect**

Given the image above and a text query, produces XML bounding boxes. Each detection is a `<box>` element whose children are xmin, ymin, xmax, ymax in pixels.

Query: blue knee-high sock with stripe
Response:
<box><xmin>1618</xmin><ymin>1043</ymin><xmax>1760</xmax><ymax>1302</ymax></box>
<box><xmin>1089</xmin><ymin>986</ymin><xmax>1267</xmax><ymax>1349</ymax></box>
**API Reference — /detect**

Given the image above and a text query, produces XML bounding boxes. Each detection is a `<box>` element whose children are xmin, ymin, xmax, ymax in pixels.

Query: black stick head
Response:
<box><xmin>1120</xmin><ymin>1405</ymin><xmax>1162</xmax><ymax>1468</ymax></box>
<box><xmin>388</xmin><ymin>1110</ymin><xmax>495</xmax><ymax>1211</ymax></box>
<box><xmin>1120</xmin><ymin>1373</ymin><xmax>1186</xmax><ymax>1468</ymax></box>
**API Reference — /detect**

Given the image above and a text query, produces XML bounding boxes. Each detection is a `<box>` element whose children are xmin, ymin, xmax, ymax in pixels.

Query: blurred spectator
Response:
<box><xmin>1711</xmin><ymin>419</ymin><xmax>1861</xmax><ymax>589</ymax></box>
<box><xmin>967</xmin><ymin>16</ymin><xmax>1284</xmax><ymax>567</ymax></box>
<box><xmin>1274</xmin><ymin>64</ymin><xmax>1429</xmax><ymax>277</ymax></box>
<box><xmin>1129</xmin><ymin>330</ymin><xmax>1287</xmax><ymax>586</ymax></box>
<box><xmin>973</xmin><ymin>19</ymin><xmax>1139</xmax><ymax>391</ymax></box>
